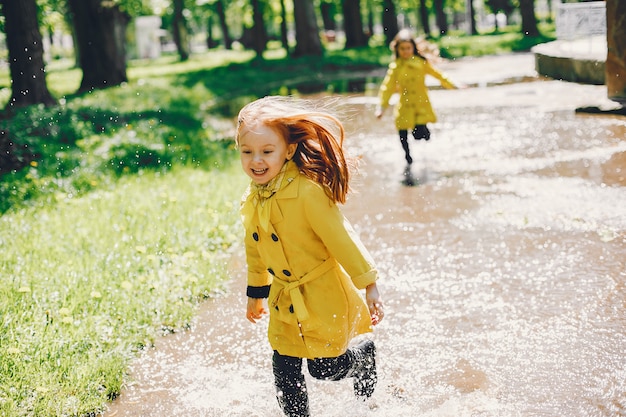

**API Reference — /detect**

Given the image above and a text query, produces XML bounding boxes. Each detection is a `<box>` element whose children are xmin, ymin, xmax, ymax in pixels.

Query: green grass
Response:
<box><xmin>0</xmin><ymin>164</ymin><xmax>247</xmax><ymax>416</ymax></box>
<box><xmin>1</xmin><ymin>26</ymin><xmax>556</xmax><ymax>213</ymax></box>
<box><xmin>437</xmin><ymin>24</ymin><xmax>556</xmax><ymax>58</ymax></box>
<box><xmin>0</xmin><ymin>24</ymin><xmax>555</xmax><ymax>416</ymax></box>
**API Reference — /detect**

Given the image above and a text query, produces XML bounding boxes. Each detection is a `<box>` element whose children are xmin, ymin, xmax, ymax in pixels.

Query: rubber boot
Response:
<box><xmin>399</xmin><ymin>131</ymin><xmax>413</xmax><ymax>164</ymax></box>
<box><xmin>273</xmin><ymin>353</ymin><xmax>310</xmax><ymax>417</ymax></box>
<box><xmin>349</xmin><ymin>340</ymin><xmax>378</xmax><ymax>399</ymax></box>
<box><xmin>412</xmin><ymin>125</ymin><xmax>431</xmax><ymax>141</ymax></box>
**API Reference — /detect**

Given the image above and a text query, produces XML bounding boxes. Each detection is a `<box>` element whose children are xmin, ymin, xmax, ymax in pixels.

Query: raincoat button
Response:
<box><xmin>289</xmin><ymin>305</ymin><xmax>294</xmax><ymax>313</ymax></box>
<box><xmin>268</xmin><ymin>268</ymin><xmax>275</xmax><ymax>276</ymax></box>
<box><xmin>271</xmin><ymin>233</ymin><xmax>279</xmax><ymax>242</ymax></box>
<box><xmin>252</xmin><ymin>232</ymin><xmax>259</xmax><ymax>241</ymax></box>
<box><xmin>282</xmin><ymin>270</ymin><xmax>291</xmax><ymax>276</ymax></box>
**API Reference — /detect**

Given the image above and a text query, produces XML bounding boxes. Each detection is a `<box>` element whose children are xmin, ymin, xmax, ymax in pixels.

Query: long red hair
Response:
<box><xmin>236</xmin><ymin>96</ymin><xmax>352</xmax><ymax>204</ymax></box>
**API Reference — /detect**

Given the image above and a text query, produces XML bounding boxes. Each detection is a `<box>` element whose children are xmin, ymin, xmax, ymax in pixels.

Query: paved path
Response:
<box><xmin>105</xmin><ymin>52</ymin><xmax>625</xmax><ymax>417</ymax></box>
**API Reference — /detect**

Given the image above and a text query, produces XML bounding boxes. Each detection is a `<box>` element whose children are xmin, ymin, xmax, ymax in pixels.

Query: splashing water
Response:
<box><xmin>106</xmin><ymin>79</ymin><xmax>626</xmax><ymax>417</ymax></box>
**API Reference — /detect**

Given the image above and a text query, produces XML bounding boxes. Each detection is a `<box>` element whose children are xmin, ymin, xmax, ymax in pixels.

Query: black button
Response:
<box><xmin>268</xmin><ymin>268</ymin><xmax>275</xmax><ymax>276</ymax></box>
<box><xmin>282</xmin><ymin>270</ymin><xmax>291</xmax><ymax>276</ymax></box>
<box><xmin>275</xmin><ymin>306</ymin><xmax>279</xmax><ymax>311</ymax></box>
<box><xmin>252</xmin><ymin>232</ymin><xmax>259</xmax><ymax>241</ymax></box>
<box><xmin>271</xmin><ymin>233</ymin><xmax>279</xmax><ymax>242</ymax></box>
<box><xmin>289</xmin><ymin>305</ymin><xmax>294</xmax><ymax>313</ymax></box>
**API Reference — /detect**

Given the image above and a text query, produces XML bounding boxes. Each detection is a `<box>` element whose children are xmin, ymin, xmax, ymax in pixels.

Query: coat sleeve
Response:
<box><xmin>240</xmin><ymin>194</ymin><xmax>273</xmax><ymax>296</ymax></box>
<box><xmin>303</xmin><ymin>184</ymin><xmax>378</xmax><ymax>290</ymax></box>
<box><xmin>243</xmin><ymin>227</ymin><xmax>273</xmax><ymax>296</ymax></box>
<box><xmin>425</xmin><ymin>61</ymin><xmax>456</xmax><ymax>89</ymax></box>
<box><xmin>378</xmin><ymin>62</ymin><xmax>398</xmax><ymax>110</ymax></box>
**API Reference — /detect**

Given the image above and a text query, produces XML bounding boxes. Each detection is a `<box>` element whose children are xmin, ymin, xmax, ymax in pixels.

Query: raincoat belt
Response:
<box><xmin>271</xmin><ymin>258</ymin><xmax>337</xmax><ymax>323</ymax></box>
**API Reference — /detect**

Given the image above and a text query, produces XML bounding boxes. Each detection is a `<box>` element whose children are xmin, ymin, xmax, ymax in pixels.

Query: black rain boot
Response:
<box><xmin>349</xmin><ymin>340</ymin><xmax>378</xmax><ymax>399</ymax></box>
<box><xmin>399</xmin><ymin>131</ymin><xmax>413</xmax><ymax>165</ymax></box>
<box><xmin>273</xmin><ymin>352</ymin><xmax>310</xmax><ymax>417</ymax></box>
<box><xmin>412</xmin><ymin>125</ymin><xmax>431</xmax><ymax>141</ymax></box>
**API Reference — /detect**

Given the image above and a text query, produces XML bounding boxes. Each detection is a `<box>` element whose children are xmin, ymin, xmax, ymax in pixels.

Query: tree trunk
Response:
<box><xmin>279</xmin><ymin>0</ymin><xmax>289</xmax><ymax>52</ymax></box>
<box><xmin>382</xmin><ymin>0</ymin><xmax>398</xmax><ymax>45</ymax></box>
<box><xmin>293</xmin><ymin>0</ymin><xmax>323</xmax><ymax>57</ymax></box>
<box><xmin>468</xmin><ymin>0</ymin><xmax>478</xmax><ymax>35</ymax></box>
<box><xmin>419</xmin><ymin>0</ymin><xmax>432</xmax><ymax>37</ymax></box>
<box><xmin>215</xmin><ymin>0</ymin><xmax>232</xmax><ymax>49</ymax></box>
<box><xmin>1</xmin><ymin>0</ymin><xmax>56</xmax><ymax>111</ymax></box>
<box><xmin>67</xmin><ymin>0</ymin><xmax>129</xmax><ymax>93</ymax></box>
<box><xmin>172</xmin><ymin>0</ymin><xmax>190</xmax><ymax>61</ymax></box>
<box><xmin>606</xmin><ymin>0</ymin><xmax>626</xmax><ymax>103</ymax></box>
<box><xmin>250</xmin><ymin>0</ymin><xmax>268</xmax><ymax>58</ymax></box>
<box><xmin>433</xmin><ymin>0</ymin><xmax>448</xmax><ymax>35</ymax></box>
<box><xmin>367</xmin><ymin>2</ymin><xmax>374</xmax><ymax>37</ymax></box>
<box><xmin>207</xmin><ymin>15</ymin><xmax>215</xmax><ymax>49</ymax></box>
<box><xmin>519</xmin><ymin>0</ymin><xmax>540</xmax><ymax>37</ymax></box>
<box><xmin>321</xmin><ymin>1</ymin><xmax>336</xmax><ymax>31</ymax></box>
<box><xmin>342</xmin><ymin>0</ymin><xmax>367</xmax><ymax>48</ymax></box>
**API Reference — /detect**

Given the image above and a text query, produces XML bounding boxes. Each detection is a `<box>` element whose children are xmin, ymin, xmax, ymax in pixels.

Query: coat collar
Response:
<box><xmin>241</xmin><ymin>169</ymin><xmax>303</xmax><ymax>230</ymax></box>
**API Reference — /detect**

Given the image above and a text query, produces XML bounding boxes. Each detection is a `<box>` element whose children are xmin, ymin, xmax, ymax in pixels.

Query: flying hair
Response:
<box><xmin>236</xmin><ymin>96</ymin><xmax>352</xmax><ymax>204</ymax></box>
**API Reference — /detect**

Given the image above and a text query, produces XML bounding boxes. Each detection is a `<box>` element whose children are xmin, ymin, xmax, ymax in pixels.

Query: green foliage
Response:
<box><xmin>116</xmin><ymin>0</ymin><xmax>155</xmax><ymax>16</ymax></box>
<box><xmin>437</xmin><ymin>24</ymin><xmax>556</xmax><ymax>58</ymax></box>
<box><xmin>0</xmin><ymin>65</ymin><xmax>236</xmax><ymax>213</ymax></box>
<box><xmin>0</xmin><ymin>27</ymin><xmax>559</xmax><ymax>415</ymax></box>
<box><xmin>0</xmin><ymin>24</ymin><xmax>556</xmax><ymax>213</ymax></box>
<box><xmin>0</xmin><ymin>49</ymin><xmax>251</xmax><ymax>413</ymax></box>
<box><xmin>0</xmin><ymin>164</ymin><xmax>247</xmax><ymax>416</ymax></box>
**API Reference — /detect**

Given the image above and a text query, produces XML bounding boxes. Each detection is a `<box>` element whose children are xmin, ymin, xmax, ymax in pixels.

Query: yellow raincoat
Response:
<box><xmin>378</xmin><ymin>56</ymin><xmax>456</xmax><ymax>130</ymax></box>
<box><xmin>241</xmin><ymin>171</ymin><xmax>378</xmax><ymax>359</ymax></box>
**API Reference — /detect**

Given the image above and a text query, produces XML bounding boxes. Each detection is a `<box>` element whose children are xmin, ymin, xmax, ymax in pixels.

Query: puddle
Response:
<box><xmin>105</xmin><ymin>80</ymin><xmax>626</xmax><ymax>417</ymax></box>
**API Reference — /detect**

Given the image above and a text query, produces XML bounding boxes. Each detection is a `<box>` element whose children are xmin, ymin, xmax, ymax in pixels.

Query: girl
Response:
<box><xmin>236</xmin><ymin>96</ymin><xmax>385</xmax><ymax>417</ymax></box>
<box><xmin>376</xmin><ymin>29</ymin><xmax>458</xmax><ymax>166</ymax></box>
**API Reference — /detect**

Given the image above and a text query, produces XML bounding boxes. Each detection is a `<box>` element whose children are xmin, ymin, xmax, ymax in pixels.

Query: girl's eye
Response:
<box><xmin>263</xmin><ymin>150</ymin><xmax>273</xmax><ymax>154</ymax></box>
<box><xmin>241</xmin><ymin>150</ymin><xmax>251</xmax><ymax>154</ymax></box>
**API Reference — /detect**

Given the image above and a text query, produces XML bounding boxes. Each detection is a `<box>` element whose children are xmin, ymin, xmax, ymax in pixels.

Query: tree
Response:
<box><xmin>293</xmin><ymin>0</ymin><xmax>323</xmax><ymax>56</ymax></box>
<box><xmin>485</xmin><ymin>0</ymin><xmax>515</xmax><ymax>31</ymax></box>
<box><xmin>207</xmin><ymin>12</ymin><xmax>217</xmax><ymax>48</ymax></box>
<box><xmin>467</xmin><ymin>0</ymin><xmax>477</xmax><ymax>35</ymax></box>
<box><xmin>418</xmin><ymin>0</ymin><xmax>432</xmax><ymax>37</ymax></box>
<box><xmin>606</xmin><ymin>0</ymin><xmax>626</xmax><ymax>103</ymax></box>
<box><xmin>320</xmin><ymin>1</ymin><xmax>336</xmax><ymax>32</ymax></box>
<box><xmin>342</xmin><ymin>0</ymin><xmax>367</xmax><ymax>48</ymax></box>
<box><xmin>250</xmin><ymin>0</ymin><xmax>269</xmax><ymax>57</ymax></box>
<box><xmin>278</xmin><ymin>0</ymin><xmax>289</xmax><ymax>52</ymax></box>
<box><xmin>215</xmin><ymin>0</ymin><xmax>233</xmax><ymax>49</ymax></box>
<box><xmin>433</xmin><ymin>0</ymin><xmax>449</xmax><ymax>35</ymax></box>
<box><xmin>366</xmin><ymin>1</ymin><xmax>374</xmax><ymax>37</ymax></box>
<box><xmin>1</xmin><ymin>0</ymin><xmax>56</xmax><ymax>111</ymax></box>
<box><xmin>67</xmin><ymin>0</ymin><xmax>130</xmax><ymax>93</ymax></box>
<box><xmin>519</xmin><ymin>0</ymin><xmax>539</xmax><ymax>36</ymax></box>
<box><xmin>382</xmin><ymin>0</ymin><xmax>399</xmax><ymax>45</ymax></box>
<box><xmin>172</xmin><ymin>0</ymin><xmax>190</xmax><ymax>60</ymax></box>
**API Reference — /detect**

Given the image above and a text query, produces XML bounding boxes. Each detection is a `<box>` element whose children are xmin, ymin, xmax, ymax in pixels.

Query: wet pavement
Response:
<box><xmin>105</xmin><ymin>53</ymin><xmax>626</xmax><ymax>417</ymax></box>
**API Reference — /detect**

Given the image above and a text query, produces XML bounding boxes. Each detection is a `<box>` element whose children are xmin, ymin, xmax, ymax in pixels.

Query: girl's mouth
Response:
<box><xmin>251</xmin><ymin>168</ymin><xmax>268</xmax><ymax>175</ymax></box>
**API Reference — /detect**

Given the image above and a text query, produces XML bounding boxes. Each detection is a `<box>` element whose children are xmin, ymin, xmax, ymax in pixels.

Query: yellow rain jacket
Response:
<box><xmin>241</xmin><ymin>171</ymin><xmax>378</xmax><ymax>359</ymax></box>
<box><xmin>378</xmin><ymin>56</ymin><xmax>456</xmax><ymax>130</ymax></box>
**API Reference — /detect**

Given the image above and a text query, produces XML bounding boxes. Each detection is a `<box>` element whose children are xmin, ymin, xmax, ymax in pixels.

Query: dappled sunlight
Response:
<box><xmin>107</xmin><ymin>77</ymin><xmax>625</xmax><ymax>416</ymax></box>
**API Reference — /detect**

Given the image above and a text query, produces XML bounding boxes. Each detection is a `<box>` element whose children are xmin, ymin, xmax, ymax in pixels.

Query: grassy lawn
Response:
<box><xmin>1</xmin><ymin>165</ymin><xmax>247</xmax><ymax>416</ymax></box>
<box><xmin>0</xmin><ymin>26</ymin><xmax>554</xmax><ymax>416</ymax></box>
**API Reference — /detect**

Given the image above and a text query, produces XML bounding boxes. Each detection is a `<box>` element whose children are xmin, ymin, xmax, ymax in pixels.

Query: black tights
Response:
<box><xmin>272</xmin><ymin>350</ymin><xmax>354</xmax><ymax>417</ymax></box>
<box><xmin>399</xmin><ymin>125</ymin><xmax>431</xmax><ymax>165</ymax></box>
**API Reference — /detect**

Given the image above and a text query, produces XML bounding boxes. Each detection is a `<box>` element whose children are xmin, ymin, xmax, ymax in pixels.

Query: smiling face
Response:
<box><xmin>396</xmin><ymin>40</ymin><xmax>416</xmax><ymax>60</ymax></box>
<box><xmin>238</xmin><ymin>122</ymin><xmax>296</xmax><ymax>185</ymax></box>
